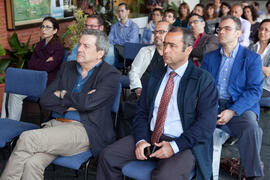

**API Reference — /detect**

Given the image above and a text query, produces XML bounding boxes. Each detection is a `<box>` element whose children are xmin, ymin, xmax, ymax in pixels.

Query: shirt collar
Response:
<box><xmin>76</xmin><ymin>61</ymin><xmax>102</xmax><ymax>75</ymax></box>
<box><xmin>117</xmin><ymin>19</ymin><xmax>131</xmax><ymax>27</ymax></box>
<box><xmin>220</xmin><ymin>43</ymin><xmax>240</xmax><ymax>59</ymax></box>
<box><xmin>166</xmin><ymin>60</ymin><xmax>189</xmax><ymax>78</ymax></box>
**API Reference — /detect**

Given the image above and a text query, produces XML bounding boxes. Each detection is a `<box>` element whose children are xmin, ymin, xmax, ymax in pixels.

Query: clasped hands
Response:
<box><xmin>135</xmin><ymin>141</ymin><xmax>174</xmax><ymax>160</ymax></box>
<box><xmin>217</xmin><ymin>109</ymin><xmax>236</xmax><ymax>125</ymax></box>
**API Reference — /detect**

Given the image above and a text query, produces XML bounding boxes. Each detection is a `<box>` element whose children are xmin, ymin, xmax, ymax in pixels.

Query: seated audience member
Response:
<box><xmin>243</xmin><ymin>5</ymin><xmax>260</xmax><ymax>42</ymax></box>
<box><xmin>109</xmin><ymin>3</ymin><xmax>139</xmax><ymax>59</ymax></box>
<box><xmin>249</xmin><ymin>19</ymin><xmax>270</xmax><ymax>97</ymax></box>
<box><xmin>231</xmin><ymin>4</ymin><xmax>251</xmax><ymax>47</ymax></box>
<box><xmin>251</xmin><ymin>2</ymin><xmax>263</xmax><ymax>16</ymax></box>
<box><xmin>241</xmin><ymin>1</ymin><xmax>249</xmax><ymax>9</ymax></box>
<box><xmin>146</xmin><ymin>0</ymin><xmax>164</xmax><ymax>21</ymax></box>
<box><xmin>259</xmin><ymin>1</ymin><xmax>270</xmax><ymax>20</ymax></box>
<box><xmin>164</xmin><ymin>9</ymin><xmax>177</xmax><ymax>25</ymax></box>
<box><xmin>96</xmin><ymin>27</ymin><xmax>218</xmax><ymax>180</ymax></box>
<box><xmin>67</xmin><ymin>14</ymin><xmax>115</xmax><ymax>65</ymax></box>
<box><xmin>188</xmin><ymin>13</ymin><xmax>219</xmax><ymax>66</ymax></box>
<box><xmin>142</xmin><ymin>8</ymin><xmax>163</xmax><ymax>44</ymax></box>
<box><xmin>202</xmin><ymin>16</ymin><xmax>264</xmax><ymax>179</ymax></box>
<box><xmin>219</xmin><ymin>2</ymin><xmax>231</xmax><ymax>17</ymax></box>
<box><xmin>205</xmin><ymin>3</ymin><xmax>220</xmax><ymax>34</ymax></box>
<box><xmin>129</xmin><ymin>21</ymin><xmax>171</xmax><ymax>97</ymax></box>
<box><xmin>0</xmin><ymin>16</ymin><xmax>65</xmax><ymax>121</ymax></box>
<box><xmin>174</xmin><ymin>2</ymin><xmax>190</xmax><ymax>28</ymax></box>
<box><xmin>0</xmin><ymin>29</ymin><xmax>120</xmax><ymax>180</ymax></box>
<box><xmin>213</xmin><ymin>0</ymin><xmax>221</xmax><ymax>14</ymax></box>
<box><xmin>192</xmin><ymin>3</ymin><xmax>204</xmax><ymax>17</ymax></box>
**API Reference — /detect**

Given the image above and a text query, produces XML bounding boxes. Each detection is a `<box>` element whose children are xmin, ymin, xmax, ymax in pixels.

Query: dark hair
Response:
<box><xmin>42</xmin><ymin>16</ymin><xmax>59</xmax><ymax>41</ymax></box>
<box><xmin>219</xmin><ymin>2</ymin><xmax>231</xmax><ymax>17</ymax></box>
<box><xmin>243</xmin><ymin>5</ymin><xmax>258</xmax><ymax>21</ymax></box>
<box><xmin>178</xmin><ymin>2</ymin><xmax>190</xmax><ymax>19</ymax></box>
<box><xmin>118</xmin><ymin>3</ymin><xmax>129</xmax><ymax>10</ymax></box>
<box><xmin>205</xmin><ymin>3</ymin><xmax>218</xmax><ymax>19</ymax></box>
<box><xmin>165</xmin><ymin>9</ymin><xmax>177</xmax><ymax>19</ymax></box>
<box><xmin>188</xmin><ymin>13</ymin><xmax>205</xmax><ymax>22</ymax></box>
<box><xmin>220</xmin><ymin>15</ymin><xmax>242</xmax><ymax>30</ymax></box>
<box><xmin>87</xmin><ymin>14</ymin><xmax>104</xmax><ymax>26</ymax></box>
<box><xmin>195</xmin><ymin>3</ymin><xmax>204</xmax><ymax>10</ymax></box>
<box><xmin>169</xmin><ymin>27</ymin><xmax>194</xmax><ymax>51</ymax></box>
<box><xmin>254</xmin><ymin>2</ymin><xmax>259</xmax><ymax>7</ymax></box>
<box><xmin>81</xmin><ymin>29</ymin><xmax>110</xmax><ymax>60</ymax></box>
<box><xmin>266</xmin><ymin>1</ymin><xmax>270</xmax><ymax>8</ymax></box>
<box><xmin>254</xmin><ymin>19</ymin><xmax>270</xmax><ymax>44</ymax></box>
<box><xmin>153</xmin><ymin>8</ymin><xmax>163</xmax><ymax>16</ymax></box>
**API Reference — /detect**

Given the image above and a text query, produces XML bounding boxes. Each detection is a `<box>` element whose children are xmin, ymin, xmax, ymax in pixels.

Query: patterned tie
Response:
<box><xmin>151</xmin><ymin>71</ymin><xmax>177</xmax><ymax>144</ymax></box>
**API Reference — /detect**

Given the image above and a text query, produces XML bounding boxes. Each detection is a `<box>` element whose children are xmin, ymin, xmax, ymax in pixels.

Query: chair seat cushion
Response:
<box><xmin>260</xmin><ymin>97</ymin><xmax>270</xmax><ymax>107</ymax></box>
<box><xmin>53</xmin><ymin>150</ymin><xmax>92</xmax><ymax>170</ymax></box>
<box><xmin>122</xmin><ymin>160</ymin><xmax>157</xmax><ymax>180</ymax></box>
<box><xmin>0</xmin><ymin>118</ymin><xmax>40</xmax><ymax>147</ymax></box>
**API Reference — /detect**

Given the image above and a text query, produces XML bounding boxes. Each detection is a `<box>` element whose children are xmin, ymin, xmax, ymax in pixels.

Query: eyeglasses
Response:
<box><xmin>259</xmin><ymin>27</ymin><xmax>270</xmax><ymax>33</ymax></box>
<box><xmin>40</xmin><ymin>25</ymin><xmax>54</xmax><ymax>30</ymax></box>
<box><xmin>188</xmin><ymin>19</ymin><xmax>203</xmax><ymax>26</ymax></box>
<box><xmin>216</xmin><ymin>26</ymin><xmax>235</xmax><ymax>32</ymax></box>
<box><xmin>85</xmin><ymin>24</ymin><xmax>100</xmax><ymax>29</ymax></box>
<box><xmin>153</xmin><ymin>30</ymin><xmax>168</xmax><ymax>35</ymax></box>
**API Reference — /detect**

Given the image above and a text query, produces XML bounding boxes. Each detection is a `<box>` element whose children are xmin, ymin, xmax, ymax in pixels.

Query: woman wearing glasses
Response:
<box><xmin>249</xmin><ymin>19</ymin><xmax>270</xmax><ymax>97</ymax></box>
<box><xmin>1</xmin><ymin>17</ymin><xmax>65</xmax><ymax>121</ymax></box>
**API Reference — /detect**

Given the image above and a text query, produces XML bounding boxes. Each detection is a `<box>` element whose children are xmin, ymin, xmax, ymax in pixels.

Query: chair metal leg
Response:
<box><xmin>84</xmin><ymin>159</ymin><xmax>91</xmax><ymax>180</ymax></box>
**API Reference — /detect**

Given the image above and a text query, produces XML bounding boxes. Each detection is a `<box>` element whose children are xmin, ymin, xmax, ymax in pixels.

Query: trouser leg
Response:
<box><xmin>22</xmin><ymin>153</ymin><xmax>56</xmax><ymax>180</ymax></box>
<box><xmin>96</xmin><ymin>135</ymin><xmax>137</xmax><ymax>180</ymax></box>
<box><xmin>227</xmin><ymin>111</ymin><xmax>264</xmax><ymax>177</ymax></box>
<box><xmin>151</xmin><ymin>149</ymin><xmax>195</xmax><ymax>180</ymax></box>
<box><xmin>0</xmin><ymin>120</ymin><xmax>90</xmax><ymax>180</ymax></box>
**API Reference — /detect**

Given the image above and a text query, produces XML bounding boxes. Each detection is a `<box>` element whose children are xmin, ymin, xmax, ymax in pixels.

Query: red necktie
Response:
<box><xmin>151</xmin><ymin>71</ymin><xmax>177</xmax><ymax>144</ymax></box>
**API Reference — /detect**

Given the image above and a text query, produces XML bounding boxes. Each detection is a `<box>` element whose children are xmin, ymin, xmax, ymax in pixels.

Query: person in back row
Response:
<box><xmin>1</xmin><ymin>16</ymin><xmax>65</xmax><ymax>121</ymax></box>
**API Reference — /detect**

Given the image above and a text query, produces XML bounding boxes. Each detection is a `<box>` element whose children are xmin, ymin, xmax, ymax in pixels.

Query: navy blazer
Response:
<box><xmin>133</xmin><ymin>61</ymin><xmax>218</xmax><ymax>180</ymax></box>
<box><xmin>202</xmin><ymin>45</ymin><xmax>263</xmax><ymax>117</ymax></box>
<box><xmin>40</xmin><ymin>61</ymin><xmax>121</xmax><ymax>158</ymax></box>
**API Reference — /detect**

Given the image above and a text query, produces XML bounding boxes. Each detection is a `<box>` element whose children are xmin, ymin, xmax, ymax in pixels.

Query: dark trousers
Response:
<box><xmin>96</xmin><ymin>135</ymin><xmax>195</xmax><ymax>180</ymax></box>
<box><xmin>218</xmin><ymin>100</ymin><xmax>264</xmax><ymax>177</ymax></box>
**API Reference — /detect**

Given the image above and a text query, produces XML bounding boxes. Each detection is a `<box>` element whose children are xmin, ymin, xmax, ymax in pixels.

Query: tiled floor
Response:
<box><xmin>1</xmin><ymin>108</ymin><xmax>270</xmax><ymax>180</ymax></box>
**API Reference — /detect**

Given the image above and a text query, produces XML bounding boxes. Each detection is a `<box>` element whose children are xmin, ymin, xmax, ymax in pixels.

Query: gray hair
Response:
<box><xmin>220</xmin><ymin>15</ymin><xmax>242</xmax><ymax>30</ymax></box>
<box><xmin>81</xmin><ymin>29</ymin><xmax>110</xmax><ymax>60</ymax></box>
<box><xmin>169</xmin><ymin>27</ymin><xmax>195</xmax><ymax>51</ymax></box>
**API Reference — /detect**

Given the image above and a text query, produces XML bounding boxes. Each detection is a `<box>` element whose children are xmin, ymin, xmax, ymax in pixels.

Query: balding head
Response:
<box><xmin>231</xmin><ymin>4</ymin><xmax>243</xmax><ymax>18</ymax></box>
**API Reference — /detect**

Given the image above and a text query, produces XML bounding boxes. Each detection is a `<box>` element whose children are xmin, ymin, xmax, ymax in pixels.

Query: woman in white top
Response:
<box><xmin>249</xmin><ymin>19</ymin><xmax>270</xmax><ymax>97</ymax></box>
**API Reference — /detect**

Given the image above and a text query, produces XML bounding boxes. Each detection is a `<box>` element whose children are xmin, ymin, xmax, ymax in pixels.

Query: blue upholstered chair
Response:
<box><xmin>259</xmin><ymin>97</ymin><xmax>270</xmax><ymax>107</ymax></box>
<box><xmin>51</xmin><ymin>83</ymin><xmax>122</xmax><ymax>180</ymax></box>
<box><xmin>122</xmin><ymin>160</ymin><xmax>195</xmax><ymax>180</ymax></box>
<box><xmin>0</xmin><ymin>68</ymin><xmax>47</xmax><ymax>151</ymax></box>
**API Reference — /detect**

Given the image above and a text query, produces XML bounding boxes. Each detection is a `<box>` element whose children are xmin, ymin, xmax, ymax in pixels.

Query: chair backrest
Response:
<box><xmin>123</xmin><ymin>43</ymin><xmax>151</xmax><ymax>60</ymax></box>
<box><xmin>5</xmin><ymin>68</ymin><xmax>47</xmax><ymax>97</ymax></box>
<box><xmin>62</xmin><ymin>50</ymin><xmax>69</xmax><ymax>63</ymax></box>
<box><xmin>112</xmin><ymin>83</ymin><xmax>122</xmax><ymax>113</ymax></box>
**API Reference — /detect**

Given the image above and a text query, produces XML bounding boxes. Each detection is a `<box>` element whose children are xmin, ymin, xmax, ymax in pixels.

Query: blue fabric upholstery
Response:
<box><xmin>4</xmin><ymin>68</ymin><xmax>47</xmax><ymax>97</ymax></box>
<box><xmin>260</xmin><ymin>97</ymin><xmax>270</xmax><ymax>107</ymax></box>
<box><xmin>0</xmin><ymin>118</ymin><xmax>39</xmax><ymax>147</ymax></box>
<box><xmin>120</xmin><ymin>75</ymin><xmax>129</xmax><ymax>89</ymax></box>
<box><xmin>0</xmin><ymin>68</ymin><xmax>47</xmax><ymax>148</ymax></box>
<box><xmin>52</xmin><ymin>150</ymin><xmax>93</xmax><ymax>170</ymax></box>
<box><xmin>112</xmin><ymin>83</ymin><xmax>122</xmax><ymax>113</ymax></box>
<box><xmin>122</xmin><ymin>160</ymin><xmax>195</xmax><ymax>180</ymax></box>
<box><xmin>123</xmin><ymin>43</ymin><xmax>148</xmax><ymax>60</ymax></box>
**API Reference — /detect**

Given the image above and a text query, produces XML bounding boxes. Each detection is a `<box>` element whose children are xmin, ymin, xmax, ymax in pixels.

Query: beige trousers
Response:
<box><xmin>0</xmin><ymin>119</ymin><xmax>90</xmax><ymax>180</ymax></box>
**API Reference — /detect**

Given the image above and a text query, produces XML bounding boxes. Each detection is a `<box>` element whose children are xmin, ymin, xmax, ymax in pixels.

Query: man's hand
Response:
<box><xmin>217</xmin><ymin>109</ymin><xmax>236</xmax><ymax>125</ymax></box>
<box><xmin>46</xmin><ymin>57</ymin><xmax>54</xmax><ymax>62</ymax></box>
<box><xmin>88</xmin><ymin>89</ymin><xmax>96</xmax><ymax>94</ymax></box>
<box><xmin>54</xmin><ymin>90</ymin><xmax>61</xmax><ymax>98</ymax></box>
<box><xmin>67</xmin><ymin>107</ymin><xmax>77</xmax><ymax>111</ymax></box>
<box><xmin>149</xmin><ymin>141</ymin><xmax>174</xmax><ymax>159</ymax></box>
<box><xmin>135</xmin><ymin>88</ymin><xmax>142</xmax><ymax>97</ymax></box>
<box><xmin>135</xmin><ymin>141</ymin><xmax>151</xmax><ymax>160</ymax></box>
<box><xmin>60</xmin><ymin>90</ymin><xmax>67</xmax><ymax>99</ymax></box>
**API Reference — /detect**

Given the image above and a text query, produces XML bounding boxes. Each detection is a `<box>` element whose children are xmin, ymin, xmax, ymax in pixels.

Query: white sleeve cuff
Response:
<box><xmin>169</xmin><ymin>141</ymin><xmax>179</xmax><ymax>154</ymax></box>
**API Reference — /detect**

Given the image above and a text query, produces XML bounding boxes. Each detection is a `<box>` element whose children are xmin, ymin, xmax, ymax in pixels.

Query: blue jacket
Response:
<box><xmin>202</xmin><ymin>45</ymin><xmax>263</xmax><ymax>117</ymax></box>
<box><xmin>133</xmin><ymin>61</ymin><xmax>218</xmax><ymax>180</ymax></box>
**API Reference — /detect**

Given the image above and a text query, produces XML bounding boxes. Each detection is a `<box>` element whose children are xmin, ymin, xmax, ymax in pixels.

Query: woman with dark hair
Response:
<box><xmin>1</xmin><ymin>16</ymin><xmax>65</xmax><ymax>121</ymax></box>
<box><xmin>174</xmin><ymin>2</ymin><xmax>190</xmax><ymax>27</ymax></box>
<box><xmin>205</xmin><ymin>3</ymin><xmax>220</xmax><ymax>34</ymax></box>
<box><xmin>249</xmin><ymin>19</ymin><xmax>270</xmax><ymax>97</ymax></box>
<box><xmin>243</xmin><ymin>5</ymin><xmax>260</xmax><ymax>42</ymax></box>
<box><xmin>219</xmin><ymin>2</ymin><xmax>231</xmax><ymax>17</ymax></box>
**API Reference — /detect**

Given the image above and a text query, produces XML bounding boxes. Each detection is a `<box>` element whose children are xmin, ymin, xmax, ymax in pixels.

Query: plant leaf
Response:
<box><xmin>0</xmin><ymin>59</ymin><xmax>11</xmax><ymax>73</ymax></box>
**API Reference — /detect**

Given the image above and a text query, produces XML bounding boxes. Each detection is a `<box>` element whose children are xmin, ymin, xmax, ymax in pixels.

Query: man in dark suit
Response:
<box><xmin>202</xmin><ymin>16</ymin><xmax>264</xmax><ymax>179</ymax></box>
<box><xmin>96</xmin><ymin>27</ymin><xmax>218</xmax><ymax>180</ymax></box>
<box><xmin>0</xmin><ymin>29</ymin><xmax>120</xmax><ymax>180</ymax></box>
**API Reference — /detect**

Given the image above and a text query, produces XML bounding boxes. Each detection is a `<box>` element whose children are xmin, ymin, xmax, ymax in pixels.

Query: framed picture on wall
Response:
<box><xmin>5</xmin><ymin>0</ymin><xmax>77</xmax><ymax>30</ymax></box>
